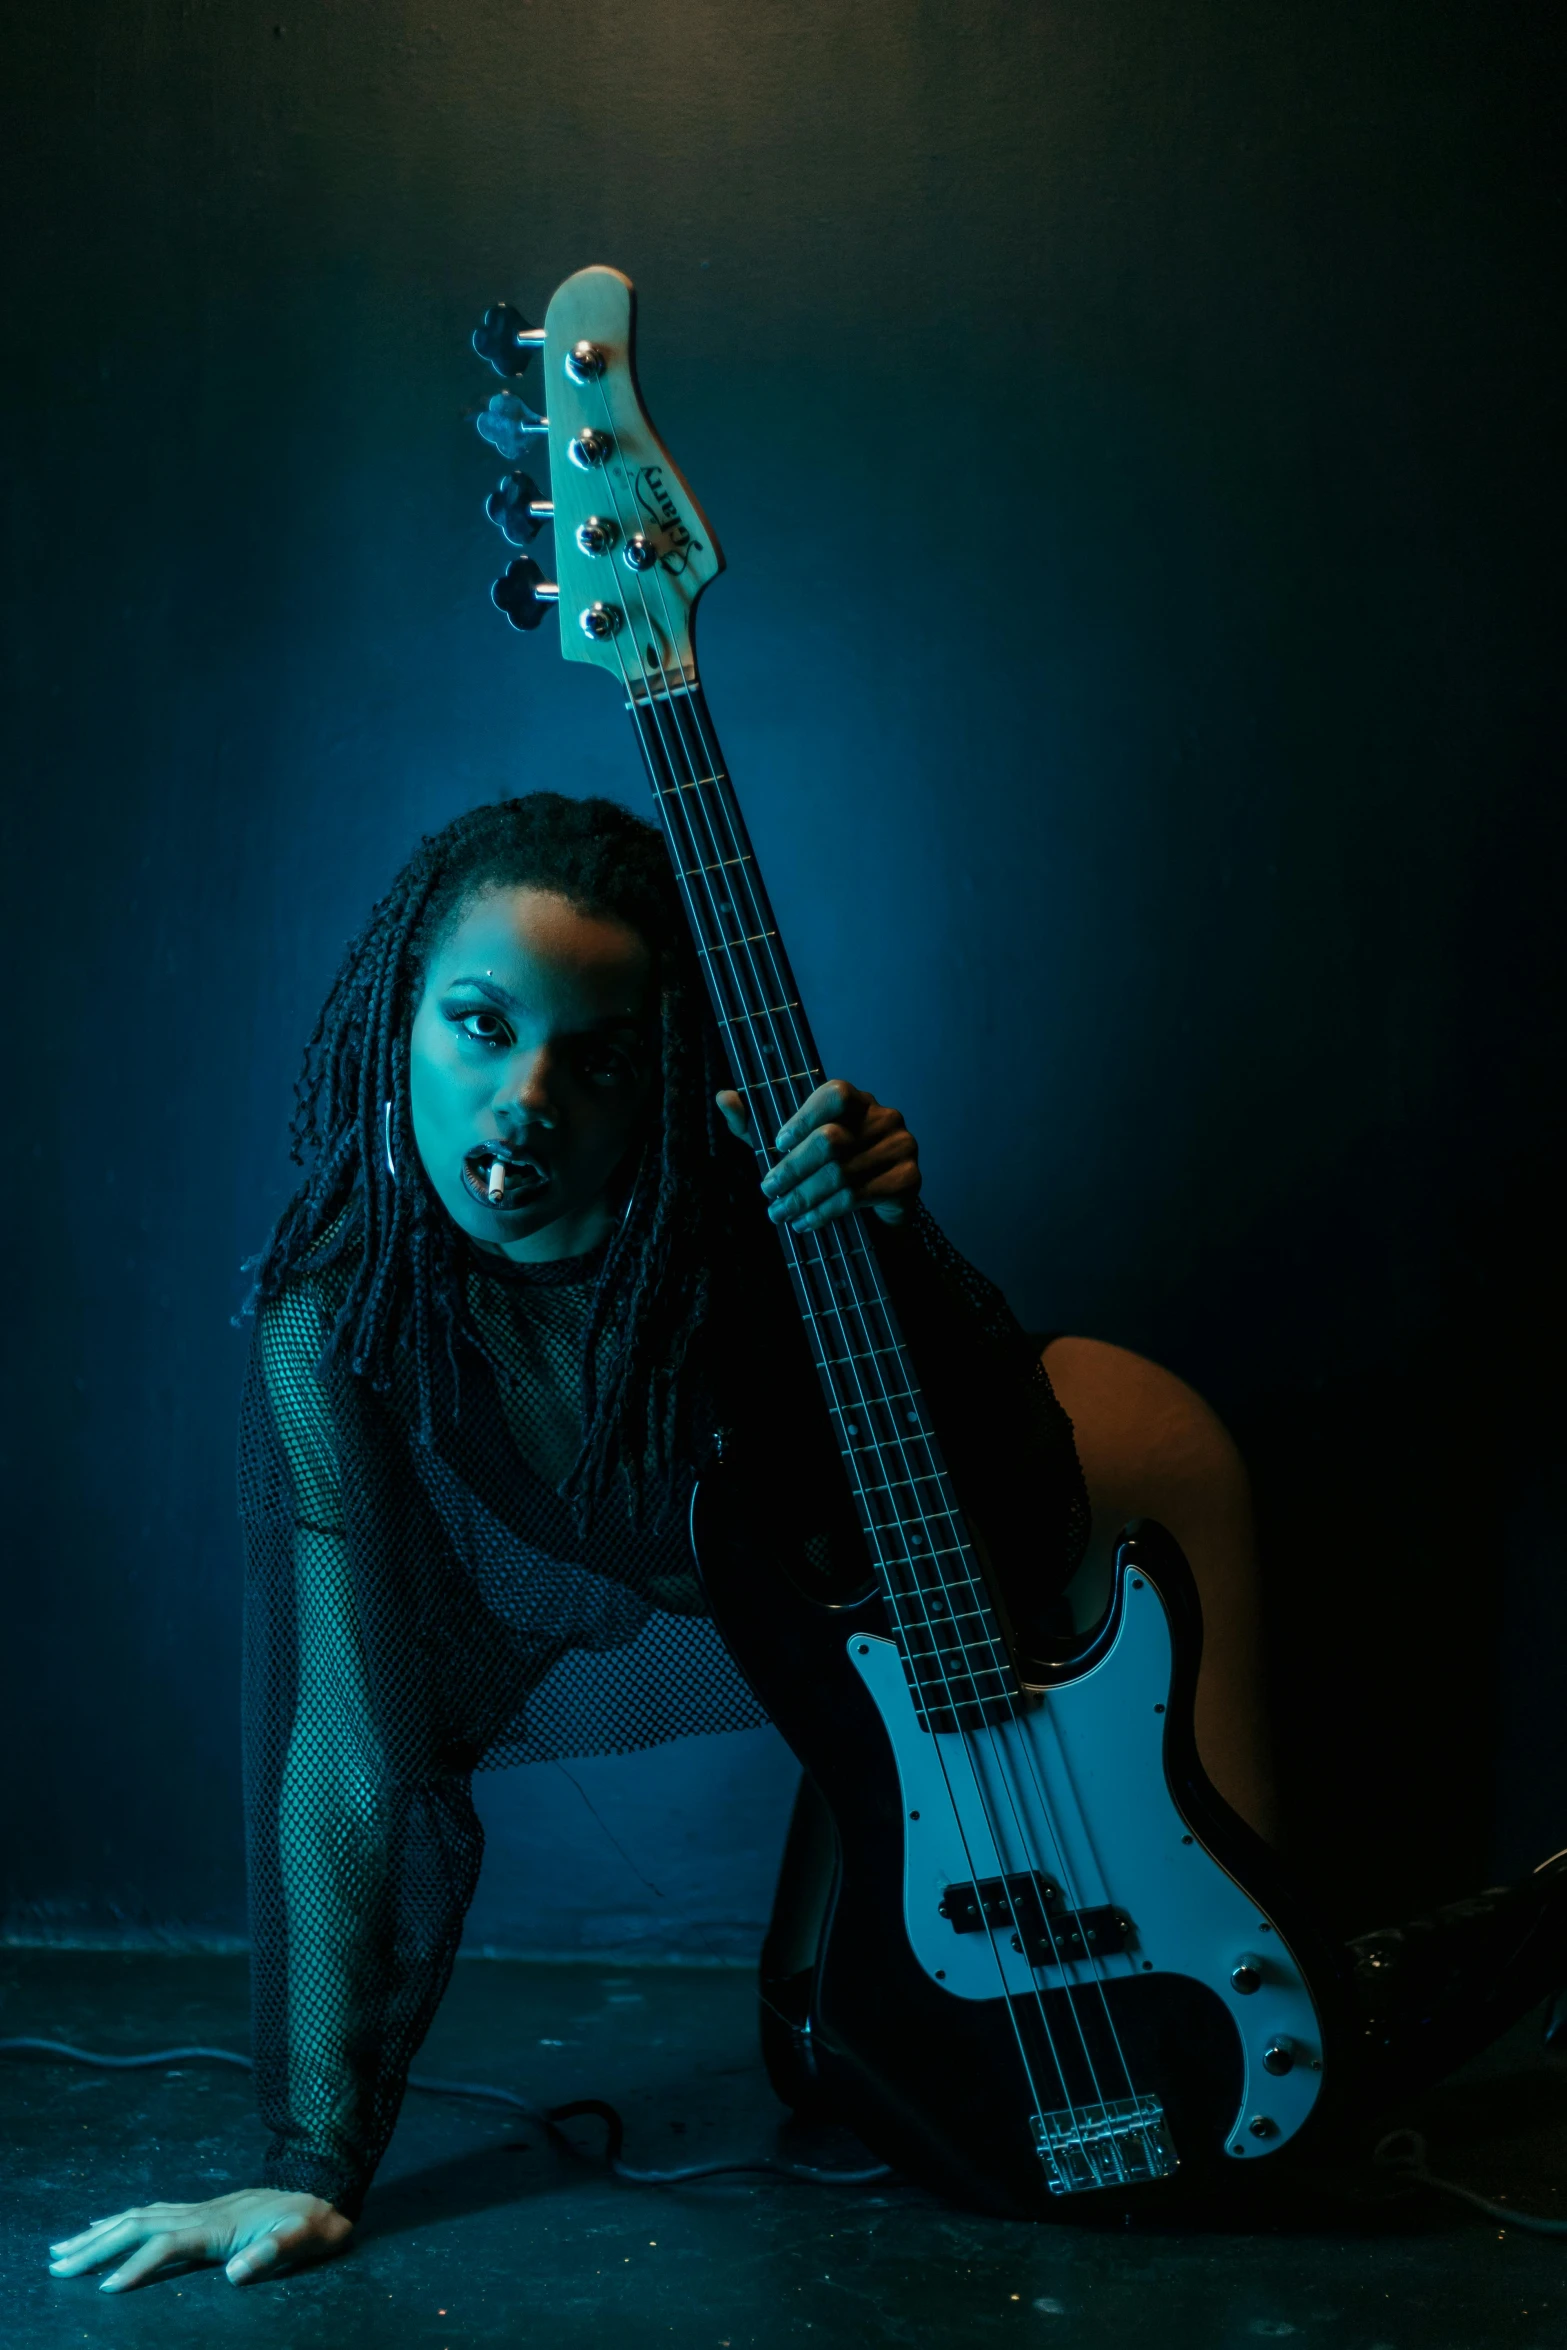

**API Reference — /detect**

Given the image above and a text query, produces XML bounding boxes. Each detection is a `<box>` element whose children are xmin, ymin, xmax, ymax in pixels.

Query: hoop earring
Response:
<box><xmin>620</xmin><ymin>1145</ymin><xmax>648</xmax><ymax>1231</ymax></box>
<box><xmin>383</xmin><ymin>1100</ymin><xmax>397</xmax><ymax>1183</ymax></box>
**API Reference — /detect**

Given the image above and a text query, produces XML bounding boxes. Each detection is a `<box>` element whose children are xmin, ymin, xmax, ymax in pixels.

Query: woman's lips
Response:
<box><xmin>460</xmin><ymin>1147</ymin><xmax>550</xmax><ymax>1210</ymax></box>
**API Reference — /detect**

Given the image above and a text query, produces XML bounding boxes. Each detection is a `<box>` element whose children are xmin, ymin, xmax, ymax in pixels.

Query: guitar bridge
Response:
<box><xmin>1031</xmin><ymin>2096</ymin><xmax>1176</xmax><ymax>2194</ymax></box>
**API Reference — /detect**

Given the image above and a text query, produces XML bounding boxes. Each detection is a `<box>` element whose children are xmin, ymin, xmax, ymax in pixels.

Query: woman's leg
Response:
<box><xmin>1042</xmin><ymin>1337</ymin><xmax>1280</xmax><ymax>1846</ymax></box>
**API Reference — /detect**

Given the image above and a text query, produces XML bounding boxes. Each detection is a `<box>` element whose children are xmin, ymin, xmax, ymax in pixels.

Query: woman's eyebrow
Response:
<box><xmin>445</xmin><ymin>975</ymin><xmax>519</xmax><ymax>1008</ymax></box>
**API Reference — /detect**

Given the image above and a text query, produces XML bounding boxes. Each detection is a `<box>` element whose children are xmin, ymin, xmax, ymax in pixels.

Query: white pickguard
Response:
<box><xmin>847</xmin><ymin>1574</ymin><xmax>1324</xmax><ymax>2158</ymax></box>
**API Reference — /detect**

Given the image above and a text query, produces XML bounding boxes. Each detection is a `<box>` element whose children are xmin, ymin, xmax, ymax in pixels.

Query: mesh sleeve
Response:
<box><xmin>241</xmin><ymin>1284</ymin><xmax>483</xmax><ymax>2221</ymax></box>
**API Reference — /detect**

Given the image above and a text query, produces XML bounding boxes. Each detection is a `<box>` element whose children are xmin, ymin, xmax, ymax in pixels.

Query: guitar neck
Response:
<box><xmin>625</xmin><ymin>677</ymin><xmax>1020</xmax><ymax>1729</ymax></box>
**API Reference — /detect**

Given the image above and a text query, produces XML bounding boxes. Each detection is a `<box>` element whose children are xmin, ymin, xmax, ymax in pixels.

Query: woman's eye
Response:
<box><xmin>455</xmin><ymin>1010</ymin><xmax>511</xmax><ymax>1048</ymax></box>
<box><xmin>578</xmin><ymin>1045</ymin><xmax>635</xmax><ymax>1086</ymax></box>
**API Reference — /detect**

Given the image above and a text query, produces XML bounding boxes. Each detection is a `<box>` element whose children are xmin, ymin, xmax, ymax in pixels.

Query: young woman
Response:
<box><xmin>48</xmin><ymin>790</ymin><xmax>1097</xmax><ymax>2290</ymax></box>
<box><xmin>48</xmin><ymin>791</ymin><xmax>1567</xmax><ymax>2292</ymax></box>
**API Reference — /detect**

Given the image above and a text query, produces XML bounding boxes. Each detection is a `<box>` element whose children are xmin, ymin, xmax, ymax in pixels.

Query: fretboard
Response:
<box><xmin>626</xmin><ymin>677</ymin><xmax>1019</xmax><ymax>1732</ymax></box>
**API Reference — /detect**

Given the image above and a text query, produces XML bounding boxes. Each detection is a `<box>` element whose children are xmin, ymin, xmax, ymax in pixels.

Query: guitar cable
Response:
<box><xmin>1370</xmin><ymin>2128</ymin><xmax>1567</xmax><ymax>2238</ymax></box>
<box><xmin>0</xmin><ymin>2038</ymin><xmax>893</xmax><ymax>2190</ymax></box>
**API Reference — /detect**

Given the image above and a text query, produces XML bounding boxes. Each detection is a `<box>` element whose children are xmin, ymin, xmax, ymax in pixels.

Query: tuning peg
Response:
<box><xmin>472</xmin><ymin>302</ymin><xmax>547</xmax><ymax>379</ymax></box>
<box><xmin>485</xmin><ymin>470</ymin><xmax>552</xmax><ymax>546</ymax></box>
<box><xmin>492</xmin><ymin>555</ymin><xmax>560</xmax><ymax>631</ymax></box>
<box><xmin>475</xmin><ymin>392</ymin><xmax>548</xmax><ymax>461</ymax></box>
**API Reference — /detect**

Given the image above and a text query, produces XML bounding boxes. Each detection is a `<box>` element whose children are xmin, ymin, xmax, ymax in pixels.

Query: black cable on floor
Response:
<box><xmin>0</xmin><ymin>2039</ymin><xmax>892</xmax><ymax>2189</ymax></box>
<box><xmin>1371</xmin><ymin>2130</ymin><xmax>1567</xmax><ymax>2238</ymax></box>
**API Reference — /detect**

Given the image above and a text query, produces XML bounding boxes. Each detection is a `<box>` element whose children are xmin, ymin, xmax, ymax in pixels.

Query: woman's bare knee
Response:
<box><xmin>1043</xmin><ymin>1336</ymin><xmax>1278</xmax><ymax>1843</ymax></box>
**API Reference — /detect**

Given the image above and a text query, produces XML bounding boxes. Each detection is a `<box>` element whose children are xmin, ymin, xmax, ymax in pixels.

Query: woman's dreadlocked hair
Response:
<box><xmin>249</xmin><ymin>792</ymin><xmax>737</xmax><ymax>1528</ymax></box>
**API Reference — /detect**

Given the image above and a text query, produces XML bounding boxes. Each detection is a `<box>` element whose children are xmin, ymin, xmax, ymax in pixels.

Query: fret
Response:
<box><xmin>886</xmin><ymin>1553</ymin><xmax>990</xmax><ymax>1589</ymax></box>
<box><xmin>813</xmin><ymin>1342</ymin><xmax>904</xmax><ymax>1371</ymax></box>
<box><xmin>828</xmin><ymin>1389</ymin><xmax>921</xmax><ymax>1417</ymax></box>
<box><xmin>731</xmin><ymin>1071</ymin><xmax>824</xmax><ymax>1099</ymax></box>
<box><xmin>651</xmin><ymin>772</ymin><xmax>725</xmax><ymax>795</ymax></box>
<box><xmin>918</xmin><ymin>1704</ymin><xmax>1021</xmax><ymax>1733</ymax></box>
<box><xmin>893</xmin><ymin>1590</ymin><xmax>998</xmax><ymax>1628</ymax></box>
<box><xmin>698</xmin><ymin>929</ymin><xmax>778</xmax><ymax>958</ymax></box>
<box><xmin>897</xmin><ymin>1629</ymin><xmax>1010</xmax><ymax>1659</ymax></box>
<box><xmin>714</xmin><ymin>999</ymin><xmax>803</xmax><ymax>1028</ymax></box>
<box><xmin>863</xmin><ymin>1491</ymin><xmax>960</xmax><ymax>1523</ymax></box>
<box><xmin>906</xmin><ymin>1658</ymin><xmax>1015</xmax><ymax>1686</ymax></box>
<box><xmin>677</xmin><ymin>852</ymin><xmax>754</xmax><ymax>880</ymax></box>
<box><xmin>903</xmin><ymin>1627</ymin><xmax>1004</xmax><ymax>1664</ymax></box>
<box><xmin>917</xmin><ymin>1700</ymin><xmax>1015</xmax><ymax>1717</ymax></box>
<box><xmin>884</xmin><ymin>1574</ymin><xmax>992</xmax><ymax>1610</ymax></box>
<box><xmin>890</xmin><ymin>1581</ymin><xmax>1002</xmax><ymax>1616</ymax></box>
<box><xmin>892</xmin><ymin>1605</ymin><xmax>996</xmax><ymax>1636</ymax></box>
<box><xmin>866</xmin><ymin>1539</ymin><xmax>974</xmax><ymax>1567</ymax></box>
<box><xmin>856</xmin><ymin>1473</ymin><xmax>948</xmax><ymax>1503</ymax></box>
<box><xmin>895</xmin><ymin>1625</ymin><xmax>1018</xmax><ymax>1682</ymax></box>
<box><xmin>893</xmin><ymin>1570</ymin><xmax>994</xmax><ymax>1607</ymax></box>
<box><xmin>726</xmin><ymin>1074</ymin><xmax>821</xmax><ymax>1105</ymax></box>
<box><xmin>855</xmin><ymin>1505</ymin><xmax>972</xmax><ymax>1556</ymax></box>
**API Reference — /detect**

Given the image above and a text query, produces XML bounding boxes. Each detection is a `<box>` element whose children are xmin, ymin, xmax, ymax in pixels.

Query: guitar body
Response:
<box><xmin>692</xmin><ymin>1452</ymin><xmax>1339</xmax><ymax>2215</ymax></box>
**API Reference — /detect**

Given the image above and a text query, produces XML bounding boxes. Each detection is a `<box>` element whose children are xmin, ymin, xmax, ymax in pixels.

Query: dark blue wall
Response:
<box><xmin>3</xmin><ymin>0</ymin><xmax>1562</xmax><ymax>1951</ymax></box>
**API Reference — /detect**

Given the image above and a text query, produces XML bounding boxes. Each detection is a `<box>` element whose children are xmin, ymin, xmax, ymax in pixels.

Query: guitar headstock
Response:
<box><xmin>471</xmin><ymin>267</ymin><xmax>723</xmax><ymax>694</ymax></box>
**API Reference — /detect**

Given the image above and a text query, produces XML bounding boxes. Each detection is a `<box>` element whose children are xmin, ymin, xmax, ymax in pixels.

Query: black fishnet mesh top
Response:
<box><xmin>239</xmin><ymin>1193</ymin><xmax>1088</xmax><ymax>2218</ymax></box>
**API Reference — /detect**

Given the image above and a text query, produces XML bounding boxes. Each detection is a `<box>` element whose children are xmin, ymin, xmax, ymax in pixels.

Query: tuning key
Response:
<box><xmin>492</xmin><ymin>556</ymin><xmax>559</xmax><ymax>631</ymax></box>
<box><xmin>472</xmin><ymin>302</ymin><xmax>547</xmax><ymax>379</ymax></box>
<box><xmin>476</xmin><ymin>392</ymin><xmax>548</xmax><ymax>461</ymax></box>
<box><xmin>485</xmin><ymin>471</ymin><xmax>552</xmax><ymax>545</ymax></box>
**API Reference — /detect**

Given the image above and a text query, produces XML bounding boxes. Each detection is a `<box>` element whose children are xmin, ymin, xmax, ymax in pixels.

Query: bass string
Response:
<box><xmin>610</xmin><ymin>663</ymin><xmax>1071</xmax><ymax>2132</ymax></box>
<box><xmin>571</xmin><ymin>541</ymin><xmax>1065</xmax><ymax>2121</ymax></box>
<box><xmin>589</xmin><ymin>524</ymin><xmax>1133</xmax><ymax>2149</ymax></box>
<box><xmin>827</xmin><ymin>1212</ymin><xmax>1143</xmax><ymax>2128</ymax></box>
<box><xmin>574</xmin><ymin>505</ymin><xmax>1034</xmax><ymax>1746</ymax></box>
<box><xmin>596</xmin><ymin>549</ymin><xmax>1141</xmax><ymax>2139</ymax></box>
<box><xmin>822</xmin><ymin>1212</ymin><xmax>1141</xmax><ymax>2133</ymax></box>
<box><xmin>589</xmin><ymin>655</ymin><xmax>1090</xmax><ymax>2141</ymax></box>
<box><xmin>576</xmin><ymin>409</ymin><xmax>1122</xmax><ymax>2136</ymax></box>
<box><xmin>588</xmin><ymin>440</ymin><xmax>1146</xmax><ymax>2118</ymax></box>
<box><xmin>660</xmin><ymin>777</ymin><xmax>1146</xmax><ymax>2148</ymax></box>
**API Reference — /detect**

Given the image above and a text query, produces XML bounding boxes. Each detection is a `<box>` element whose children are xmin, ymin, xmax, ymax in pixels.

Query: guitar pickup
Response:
<box><xmin>939</xmin><ymin>1872</ymin><xmax>1130</xmax><ymax>1965</ymax></box>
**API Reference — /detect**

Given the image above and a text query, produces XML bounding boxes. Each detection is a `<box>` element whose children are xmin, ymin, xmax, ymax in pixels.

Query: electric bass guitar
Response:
<box><xmin>465</xmin><ymin>266</ymin><xmax>1339</xmax><ymax>2215</ymax></box>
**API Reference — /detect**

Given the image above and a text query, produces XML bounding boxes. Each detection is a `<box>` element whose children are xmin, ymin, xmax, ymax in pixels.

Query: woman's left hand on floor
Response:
<box><xmin>717</xmin><ymin>1078</ymin><xmax>921</xmax><ymax>1229</ymax></box>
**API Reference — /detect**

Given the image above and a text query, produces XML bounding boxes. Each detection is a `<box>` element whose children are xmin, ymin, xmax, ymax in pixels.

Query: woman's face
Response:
<box><xmin>408</xmin><ymin>884</ymin><xmax>658</xmax><ymax>1262</ymax></box>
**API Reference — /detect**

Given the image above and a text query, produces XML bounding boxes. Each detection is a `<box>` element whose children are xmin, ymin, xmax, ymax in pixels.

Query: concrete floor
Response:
<box><xmin>2</xmin><ymin>1950</ymin><xmax>1565</xmax><ymax>2349</ymax></box>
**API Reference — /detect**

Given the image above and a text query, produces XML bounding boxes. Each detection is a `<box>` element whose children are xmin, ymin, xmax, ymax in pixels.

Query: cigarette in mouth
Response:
<box><xmin>487</xmin><ymin>1160</ymin><xmax>506</xmax><ymax>1204</ymax></box>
